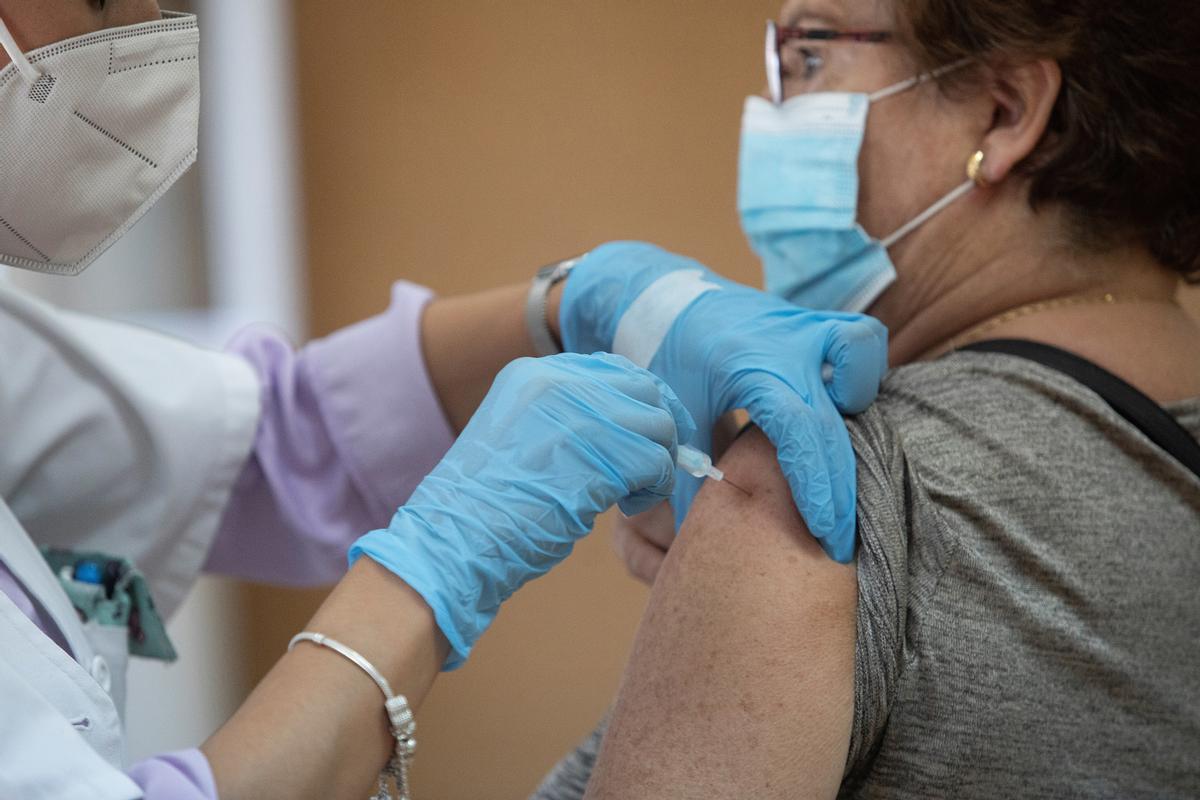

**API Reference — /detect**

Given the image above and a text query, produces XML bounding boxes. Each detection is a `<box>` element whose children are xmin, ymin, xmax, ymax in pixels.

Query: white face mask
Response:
<box><xmin>0</xmin><ymin>11</ymin><xmax>200</xmax><ymax>276</ymax></box>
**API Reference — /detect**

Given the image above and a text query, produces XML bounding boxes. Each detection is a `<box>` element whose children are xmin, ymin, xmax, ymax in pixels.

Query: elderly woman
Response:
<box><xmin>535</xmin><ymin>0</ymin><xmax>1200</xmax><ymax>797</ymax></box>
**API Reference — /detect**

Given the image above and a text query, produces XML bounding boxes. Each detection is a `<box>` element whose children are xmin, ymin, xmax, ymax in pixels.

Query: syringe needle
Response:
<box><xmin>676</xmin><ymin>445</ymin><xmax>751</xmax><ymax>496</ymax></box>
<box><xmin>723</xmin><ymin>477</ymin><xmax>751</xmax><ymax>496</ymax></box>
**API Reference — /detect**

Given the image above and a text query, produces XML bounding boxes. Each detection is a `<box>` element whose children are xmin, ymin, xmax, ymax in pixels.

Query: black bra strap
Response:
<box><xmin>961</xmin><ymin>339</ymin><xmax>1200</xmax><ymax>482</ymax></box>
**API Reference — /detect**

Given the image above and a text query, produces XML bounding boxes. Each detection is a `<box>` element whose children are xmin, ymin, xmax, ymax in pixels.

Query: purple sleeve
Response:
<box><xmin>0</xmin><ymin>562</ymin><xmax>70</xmax><ymax>652</ymax></box>
<box><xmin>126</xmin><ymin>750</ymin><xmax>218</xmax><ymax>800</ymax></box>
<box><xmin>204</xmin><ymin>282</ymin><xmax>457</xmax><ymax>586</ymax></box>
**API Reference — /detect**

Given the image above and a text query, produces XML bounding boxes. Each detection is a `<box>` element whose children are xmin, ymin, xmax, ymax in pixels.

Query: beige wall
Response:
<box><xmin>246</xmin><ymin>4</ymin><xmax>1200</xmax><ymax>799</ymax></box>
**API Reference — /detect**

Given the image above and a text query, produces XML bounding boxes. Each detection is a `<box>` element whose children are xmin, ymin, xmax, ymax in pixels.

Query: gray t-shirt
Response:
<box><xmin>533</xmin><ymin>352</ymin><xmax>1200</xmax><ymax>799</ymax></box>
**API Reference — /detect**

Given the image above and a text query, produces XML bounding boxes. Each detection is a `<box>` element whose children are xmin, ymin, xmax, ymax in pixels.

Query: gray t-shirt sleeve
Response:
<box><xmin>841</xmin><ymin>405</ymin><xmax>911</xmax><ymax>776</ymax></box>
<box><xmin>842</xmin><ymin>355</ymin><xmax>1200</xmax><ymax>798</ymax></box>
<box><xmin>841</xmin><ymin>402</ymin><xmax>959</xmax><ymax>785</ymax></box>
<box><xmin>529</xmin><ymin>719</ymin><xmax>606</xmax><ymax>800</ymax></box>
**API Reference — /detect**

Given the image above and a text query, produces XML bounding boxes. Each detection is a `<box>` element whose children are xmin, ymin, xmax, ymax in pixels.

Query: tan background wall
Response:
<box><xmin>244</xmin><ymin>3</ymin><xmax>1200</xmax><ymax>799</ymax></box>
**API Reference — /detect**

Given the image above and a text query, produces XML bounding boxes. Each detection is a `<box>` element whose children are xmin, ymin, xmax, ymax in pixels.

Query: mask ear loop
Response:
<box><xmin>880</xmin><ymin>180</ymin><xmax>974</xmax><ymax>250</ymax></box>
<box><xmin>0</xmin><ymin>14</ymin><xmax>44</xmax><ymax>85</ymax></box>
<box><xmin>868</xmin><ymin>58</ymin><xmax>974</xmax><ymax>103</ymax></box>
<box><xmin>869</xmin><ymin>57</ymin><xmax>978</xmax><ymax>249</ymax></box>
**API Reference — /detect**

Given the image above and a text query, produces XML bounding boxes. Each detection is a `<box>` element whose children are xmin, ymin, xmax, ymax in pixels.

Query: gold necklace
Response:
<box><xmin>942</xmin><ymin>293</ymin><xmax>1173</xmax><ymax>354</ymax></box>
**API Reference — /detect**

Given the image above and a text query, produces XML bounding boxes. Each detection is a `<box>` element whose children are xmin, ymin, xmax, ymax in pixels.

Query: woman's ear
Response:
<box><xmin>976</xmin><ymin>59</ymin><xmax>1061</xmax><ymax>184</ymax></box>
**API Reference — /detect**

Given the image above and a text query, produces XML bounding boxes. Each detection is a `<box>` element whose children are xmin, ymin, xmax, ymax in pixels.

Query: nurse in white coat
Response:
<box><xmin>0</xmin><ymin>3</ymin><xmax>889</xmax><ymax>799</ymax></box>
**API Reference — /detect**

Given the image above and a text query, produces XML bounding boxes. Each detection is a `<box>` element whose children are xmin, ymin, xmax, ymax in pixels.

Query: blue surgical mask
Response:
<box><xmin>738</xmin><ymin>72</ymin><xmax>973</xmax><ymax>312</ymax></box>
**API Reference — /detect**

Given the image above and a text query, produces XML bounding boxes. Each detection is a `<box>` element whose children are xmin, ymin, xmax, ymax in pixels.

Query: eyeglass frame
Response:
<box><xmin>765</xmin><ymin>20</ymin><xmax>896</xmax><ymax>104</ymax></box>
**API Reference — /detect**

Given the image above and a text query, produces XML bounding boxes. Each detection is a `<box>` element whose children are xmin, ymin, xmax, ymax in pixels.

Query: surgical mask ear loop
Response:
<box><xmin>881</xmin><ymin>147</ymin><xmax>994</xmax><ymax>250</ymax></box>
<box><xmin>868</xmin><ymin>58</ymin><xmax>973</xmax><ymax>103</ymax></box>
<box><xmin>0</xmin><ymin>14</ymin><xmax>45</xmax><ymax>85</ymax></box>
<box><xmin>869</xmin><ymin>58</ymin><xmax>979</xmax><ymax>250</ymax></box>
<box><xmin>881</xmin><ymin>180</ymin><xmax>974</xmax><ymax>250</ymax></box>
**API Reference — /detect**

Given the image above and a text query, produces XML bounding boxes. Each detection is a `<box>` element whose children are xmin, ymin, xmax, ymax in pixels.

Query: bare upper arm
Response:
<box><xmin>584</xmin><ymin>428</ymin><xmax>858</xmax><ymax>799</ymax></box>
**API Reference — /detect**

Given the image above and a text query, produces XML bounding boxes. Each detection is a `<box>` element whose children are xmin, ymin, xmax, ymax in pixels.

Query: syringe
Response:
<box><xmin>677</xmin><ymin>445</ymin><xmax>750</xmax><ymax>496</ymax></box>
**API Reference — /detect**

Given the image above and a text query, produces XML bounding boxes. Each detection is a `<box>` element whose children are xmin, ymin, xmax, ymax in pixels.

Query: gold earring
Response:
<box><xmin>967</xmin><ymin>150</ymin><xmax>990</xmax><ymax>187</ymax></box>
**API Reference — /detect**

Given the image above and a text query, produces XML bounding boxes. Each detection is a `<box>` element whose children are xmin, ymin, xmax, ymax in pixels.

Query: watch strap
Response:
<box><xmin>525</xmin><ymin>256</ymin><xmax>581</xmax><ymax>356</ymax></box>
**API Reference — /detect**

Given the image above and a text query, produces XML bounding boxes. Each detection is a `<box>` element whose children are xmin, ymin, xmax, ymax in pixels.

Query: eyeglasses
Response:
<box><xmin>765</xmin><ymin>20</ymin><xmax>895</xmax><ymax>104</ymax></box>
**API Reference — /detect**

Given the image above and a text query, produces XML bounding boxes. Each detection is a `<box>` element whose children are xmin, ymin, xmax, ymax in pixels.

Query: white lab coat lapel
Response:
<box><xmin>0</xmin><ymin>284</ymin><xmax>261</xmax><ymax>792</ymax></box>
<box><xmin>0</xmin><ymin>499</ymin><xmax>129</xmax><ymax>778</ymax></box>
<box><xmin>0</xmin><ymin>498</ymin><xmax>94</xmax><ymax>668</ymax></box>
<box><xmin>0</xmin><ymin>628</ymin><xmax>141</xmax><ymax>800</ymax></box>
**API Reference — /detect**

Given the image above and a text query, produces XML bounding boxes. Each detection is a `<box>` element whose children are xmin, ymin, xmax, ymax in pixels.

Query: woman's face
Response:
<box><xmin>0</xmin><ymin>0</ymin><xmax>162</xmax><ymax>70</ymax></box>
<box><xmin>776</xmin><ymin>0</ymin><xmax>992</xmax><ymax>286</ymax></box>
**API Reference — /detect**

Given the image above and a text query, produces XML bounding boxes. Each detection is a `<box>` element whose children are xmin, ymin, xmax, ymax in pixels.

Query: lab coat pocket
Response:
<box><xmin>83</xmin><ymin>619</ymin><xmax>131</xmax><ymax>720</ymax></box>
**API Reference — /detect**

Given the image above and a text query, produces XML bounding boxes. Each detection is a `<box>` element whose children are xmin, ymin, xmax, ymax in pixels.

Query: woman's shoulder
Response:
<box><xmin>864</xmin><ymin>350</ymin><xmax>1099</xmax><ymax>428</ymax></box>
<box><xmin>847</xmin><ymin>350</ymin><xmax>1146</xmax><ymax>473</ymax></box>
<box><xmin>851</xmin><ymin>348</ymin><xmax>1200</xmax><ymax>484</ymax></box>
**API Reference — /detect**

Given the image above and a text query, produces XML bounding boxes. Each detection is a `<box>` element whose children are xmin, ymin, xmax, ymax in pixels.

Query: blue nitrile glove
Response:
<box><xmin>560</xmin><ymin>242</ymin><xmax>889</xmax><ymax>563</ymax></box>
<box><xmin>350</xmin><ymin>353</ymin><xmax>695</xmax><ymax>669</ymax></box>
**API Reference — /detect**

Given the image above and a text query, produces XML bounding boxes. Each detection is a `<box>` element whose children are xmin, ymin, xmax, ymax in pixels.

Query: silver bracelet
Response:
<box><xmin>289</xmin><ymin>632</ymin><xmax>417</xmax><ymax>800</ymax></box>
<box><xmin>525</xmin><ymin>256</ymin><xmax>582</xmax><ymax>356</ymax></box>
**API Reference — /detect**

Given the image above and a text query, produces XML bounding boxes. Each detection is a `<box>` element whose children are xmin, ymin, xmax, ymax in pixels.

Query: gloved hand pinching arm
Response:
<box><xmin>349</xmin><ymin>353</ymin><xmax>694</xmax><ymax>669</ymax></box>
<box><xmin>559</xmin><ymin>242</ymin><xmax>888</xmax><ymax>563</ymax></box>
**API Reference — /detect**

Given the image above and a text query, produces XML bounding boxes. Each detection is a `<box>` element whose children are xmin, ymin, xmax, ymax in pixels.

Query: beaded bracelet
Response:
<box><xmin>289</xmin><ymin>632</ymin><xmax>417</xmax><ymax>800</ymax></box>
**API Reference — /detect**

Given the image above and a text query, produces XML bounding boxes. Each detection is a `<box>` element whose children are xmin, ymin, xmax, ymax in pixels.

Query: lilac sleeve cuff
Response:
<box><xmin>304</xmin><ymin>282</ymin><xmax>457</xmax><ymax>523</ymax></box>
<box><xmin>126</xmin><ymin>749</ymin><xmax>218</xmax><ymax>800</ymax></box>
<box><xmin>205</xmin><ymin>282</ymin><xmax>456</xmax><ymax>587</ymax></box>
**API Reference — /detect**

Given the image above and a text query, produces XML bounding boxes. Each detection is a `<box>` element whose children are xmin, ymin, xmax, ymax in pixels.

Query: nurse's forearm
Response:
<box><xmin>421</xmin><ymin>282</ymin><xmax>564</xmax><ymax>432</ymax></box>
<box><xmin>202</xmin><ymin>558</ymin><xmax>450</xmax><ymax>800</ymax></box>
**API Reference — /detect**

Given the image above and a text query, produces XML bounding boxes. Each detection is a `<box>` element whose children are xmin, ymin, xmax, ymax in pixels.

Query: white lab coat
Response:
<box><xmin>0</xmin><ymin>284</ymin><xmax>261</xmax><ymax>799</ymax></box>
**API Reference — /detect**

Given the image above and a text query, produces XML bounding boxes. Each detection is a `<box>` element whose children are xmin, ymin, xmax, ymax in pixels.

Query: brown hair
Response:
<box><xmin>899</xmin><ymin>0</ymin><xmax>1200</xmax><ymax>281</ymax></box>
